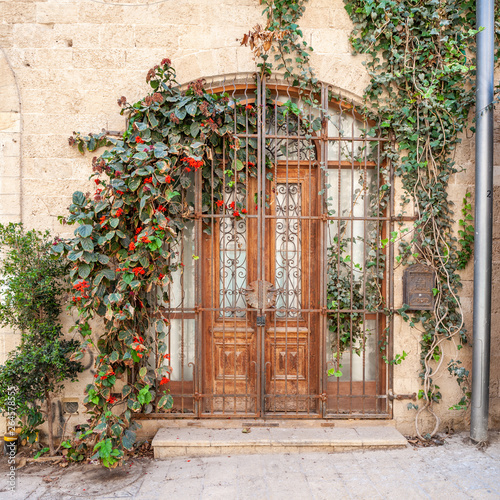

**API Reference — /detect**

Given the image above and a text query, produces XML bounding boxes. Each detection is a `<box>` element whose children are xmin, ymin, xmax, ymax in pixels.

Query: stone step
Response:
<box><xmin>152</xmin><ymin>425</ymin><xmax>408</xmax><ymax>458</ymax></box>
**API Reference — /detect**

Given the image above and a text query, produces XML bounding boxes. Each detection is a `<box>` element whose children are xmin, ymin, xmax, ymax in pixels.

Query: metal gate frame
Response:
<box><xmin>137</xmin><ymin>75</ymin><xmax>394</xmax><ymax>420</ymax></box>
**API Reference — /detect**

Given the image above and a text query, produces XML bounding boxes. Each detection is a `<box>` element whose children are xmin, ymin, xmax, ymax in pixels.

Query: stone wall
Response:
<box><xmin>0</xmin><ymin>0</ymin><xmax>491</xmax><ymax>438</ymax></box>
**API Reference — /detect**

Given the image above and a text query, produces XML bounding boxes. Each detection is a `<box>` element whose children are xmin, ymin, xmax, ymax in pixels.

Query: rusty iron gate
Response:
<box><xmin>145</xmin><ymin>75</ymin><xmax>393</xmax><ymax>419</ymax></box>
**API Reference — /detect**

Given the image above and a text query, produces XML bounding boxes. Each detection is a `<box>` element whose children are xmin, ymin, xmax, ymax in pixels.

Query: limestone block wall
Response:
<box><xmin>0</xmin><ymin>47</ymin><xmax>22</xmax><ymax>375</ymax></box>
<box><xmin>490</xmin><ymin>66</ymin><xmax>500</xmax><ymax>429</ymax></box>
<box><xmin>0</xmin><ymin>0</ymin><xmax>486</xmax><ymax>438</ymax></box>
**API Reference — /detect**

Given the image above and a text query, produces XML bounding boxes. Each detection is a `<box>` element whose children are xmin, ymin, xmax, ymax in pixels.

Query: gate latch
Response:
<box><xmin>256</xmin><ymin>315</ymin><xmax>266</xmax><ymax>327</ymax></box>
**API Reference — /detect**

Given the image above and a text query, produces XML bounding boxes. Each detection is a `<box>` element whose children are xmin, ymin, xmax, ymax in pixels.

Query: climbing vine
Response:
<box><xmin>241</xmin><ymin>0</ymin><xmax>318</xmax><ymax>94</ymax></box>
<box><xmin>246</xmin><ymin>0</ymin><xmax>497</xmax><ymax>439</ymax></box>
<box><xmin>343</xmin><ymin>0</ymin><xmax>489</xmax><ymax>439</ymax></box>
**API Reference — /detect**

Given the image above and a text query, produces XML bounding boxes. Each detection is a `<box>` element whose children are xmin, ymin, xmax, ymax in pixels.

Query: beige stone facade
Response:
<box><xmin>0</xmin><ymin>0</ymin><xmax>496</xmax><ymax>439</ymax></box>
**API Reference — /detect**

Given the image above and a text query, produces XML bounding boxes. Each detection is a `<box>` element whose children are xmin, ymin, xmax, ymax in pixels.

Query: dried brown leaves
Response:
<box><xmin>240</xmin><ymin>24</ymin><xmax>290</xmax><ymax>59</ymax></box>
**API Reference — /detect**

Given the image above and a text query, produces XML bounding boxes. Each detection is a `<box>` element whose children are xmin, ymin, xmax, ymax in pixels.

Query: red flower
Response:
<box><xmin>99</xmin><ymin>216</ymin><xmax>106</xmax><ymax>224</ymax></box>
<box><xmin>115</xmin><ymin>208</ymin><xmax>123</xmax><ymax>217</ymax></box>
<box><xmin>132</xmin><ymin>266</ymin><xmax>145</xmax><ymax>276</ymax></box>
<box><xmin>129</xmin><ymin>241</ymin><xmax>136</xmax><ymax>251</ymax></box>
<box><xmin>245</xmin><ymin>104</ymin><xmax>253</xmax><ymax>110</ymax></box>
<box><xmin>135</xmin><ymin>137</ymin><xmax>144</xmax><ymax>144</ymax></box>
<box><xmin>144</xmin><ymin>176</ymin><xmax>153</xmax><ymax>184</ymax></box>
<box><xmin>135</xmin><ymin>228</ymin><xmax>142</xmax><ymax>234</ymax></box>
<box><xmin>141</xmin><ymin>236</ymin><xmax>151</xmax><ymax>243</ymax></box>
<box><xmin>241</xmin><ymin>209</ymin><xmax>248</xmax><ymax>214</ymax></box>
<box><xmin>116</xmin><ymin>190</ymin><xmax>124</xmax><ymax>195</ymax></box>
<box><xmin>165</xmin><ymin>175</ymin><xmax>172</xmax><ymax>183</ymax></box>
<box><xmin>229</xmin><ymin>201</ymin><xmax>235</xmax><ymax>209</ymax></box>
<box><xmin>233</xmin><ymin>210</ymin><xmax>240</xmax><ymax>217</ymax></box>
<box><xmin>94</xmin><ymin>179</ymin><xmax>101</xmax><ymax>185</ymax></box>
<box><xmin>216</xmin><ymin>200</ymin><xmax>224</xmax><ymax>208</ymax></box>
<box><xmin>73</xmin><ymin>280</ymin><xmax>90</xmax><ymax>292</ymax></box>
<box><xmin>107</xmin><ymin>396</ymin><xmax>117</xmax><ymax>404</ymax></box>
<box><xmin>181</xmin><ymin>157</ymin><xmax>203</xmax><ymax>171</ymax></box>
<box><xmin>159</xmin><ymin>375</ymin><xmax>170</xmax><ymax>386</ymax></box>
<box><xmin>164</xmin><ymin>354</ymin><xmax>170</xmax><ymax>360</ymax></box>
<box><xmin>159</xmin><ymin>273</ymin><xmax>165</xmax><ymax>280</ymax></box>
<box><xmin>95</xmin><ymin>189</ymin><xmax>102</xmax><ymax>195</ymax></box>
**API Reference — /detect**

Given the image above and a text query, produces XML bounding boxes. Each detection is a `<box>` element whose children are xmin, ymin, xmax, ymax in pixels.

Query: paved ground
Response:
<box><xmin>1</xmin><ymin>431</ymin><xmax>499</xmax><ymax>499</ymax></box>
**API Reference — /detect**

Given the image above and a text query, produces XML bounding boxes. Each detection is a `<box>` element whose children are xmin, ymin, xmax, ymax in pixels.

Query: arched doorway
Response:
<box><xmin>154</xmin><ymin>75</ymin><xmax>393</xmax><ymax>418</ymax></box>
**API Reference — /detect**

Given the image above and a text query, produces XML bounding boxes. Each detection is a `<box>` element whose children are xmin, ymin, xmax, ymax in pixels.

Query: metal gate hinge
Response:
<box><xmin>388</xmin><ymin>390</ymin><xmax>416</xmax><ymax>401</ymax></box>
<box><xmin>256</xmin><ymin>315</ymin><xmax>266</xmax><ymax>327</ymax></box>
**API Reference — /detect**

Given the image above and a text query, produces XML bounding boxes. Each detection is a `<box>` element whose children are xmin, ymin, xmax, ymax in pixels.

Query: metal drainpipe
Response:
<box><xmin>471</xmin><ymin>0</ymin><xmax>495</xmax><ymax>444</ymax></box>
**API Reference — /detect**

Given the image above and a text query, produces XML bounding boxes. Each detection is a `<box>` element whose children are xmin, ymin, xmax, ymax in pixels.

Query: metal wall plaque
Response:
<box><xmin>403</xmin><ymin>264</ymin><xmax>435</xmax><ymax>311</ymax></box>
<box><xmin>244</xmin><ymin>280</ymin><xmax>278</xmax><ymax>309</ymax></box>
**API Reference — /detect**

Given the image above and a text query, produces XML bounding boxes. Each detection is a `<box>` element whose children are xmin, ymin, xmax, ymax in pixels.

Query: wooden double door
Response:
<box><xmin>201</xmin><ymin>165</ymin><xmax>321</xmax><ymax>416</ymax></box>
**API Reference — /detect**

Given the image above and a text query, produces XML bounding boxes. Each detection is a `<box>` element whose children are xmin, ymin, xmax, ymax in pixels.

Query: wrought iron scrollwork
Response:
<box><xmin>275</xmin><ymin>183</ymin><xmax>302</xmax><ymax>317</ymax></box>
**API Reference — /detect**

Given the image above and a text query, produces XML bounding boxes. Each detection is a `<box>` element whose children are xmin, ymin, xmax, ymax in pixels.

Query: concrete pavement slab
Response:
<box><xmin>2</xmin><ymin>431</ymin><xmax>499</xmax><ymax>499</ymax></box>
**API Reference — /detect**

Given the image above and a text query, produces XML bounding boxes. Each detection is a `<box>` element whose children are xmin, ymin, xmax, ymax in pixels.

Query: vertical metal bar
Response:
<box><xmin>209</xmin><ymin>138</ymin><xmax>216</xmax><ymax>416</ymax></box>
<box><xmin>349</xmin><ymin>103</ymin><xmax>355</xmax><ymax>414</ymax></box>
<box><xmin>180</xmin><ymin>195</ymin><xmax>186</xmax><ymax>414</ymax></box>
<box><xmin>388</xmin><ymin>148</ymin><xmax>394</xmax><ymax>416</ymax></box>
<box><xmin>272</xmin><ymin>85</ymin><xmax>279</xmax><ymax>414</ymax></box>
<box><xmin>232</xmin><ymin>82</ymin><xmax>238</xmax><ymax>415</ymax></box>
<box><xmin>320</xmin><ymin>83</ymin><xmax>326</xmax><ymax>417</ymax></box>
<box><xmin>336</xmin><ymin>94</ymin><xmax>343</xmax><ymax>414</ymax></box>
<box><xmin>259</xmin><ymin>74</ymin><xmax>266</xmax><ymax>416</ymax></box>
<box><xmin>195</xmin><ymin>155</ymin><xmax>202</xmax><ymax>417</ymax></box>
<box><xmin>284</xmin><ymin>85</ymin><xmax>290</xmax><ymax>415</ymax></box>
<box><xmin>244</xmin><ymin>81</ymin><xmax>250</xmax><ymax>415</ymax></box>
<box><xmin>471</xmin><ymin>0</ymin><xmax>494</xmax><ymax>443</ymax></box>
<box><xmin>362</xmin><ymin>131</ymin><xmax>367</xmax><ymax>415</ymax></box>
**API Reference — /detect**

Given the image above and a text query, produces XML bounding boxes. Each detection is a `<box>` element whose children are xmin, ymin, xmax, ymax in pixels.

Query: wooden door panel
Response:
<box><xmin>209</xmin><ymin>326</ymin><xmax>257</xmax><ymax>413</ymax></box>
<box><xmin>202</xmin><ymin>163</ymin><xmax>320</xmax><ymax>416</ymax></box>
<box><xmin>263</xmin><ymin>166</ymin><xmax>320</xmax><ymax>414</ymax></box>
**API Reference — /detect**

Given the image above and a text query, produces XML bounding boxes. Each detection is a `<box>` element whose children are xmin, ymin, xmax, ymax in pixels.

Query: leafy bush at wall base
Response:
<box><xmin>0</xmin><ymin>332</ymin><xmax>82</xmax><ymax>448</ymax></box>
<box><xmin>0</xmin><ymin>223</ymin><xmax>83</xmax><ymax>455</ymax></box>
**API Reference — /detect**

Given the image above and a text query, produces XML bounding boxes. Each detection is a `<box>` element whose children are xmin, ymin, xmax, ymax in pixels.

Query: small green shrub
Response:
<box><xmin>0</xmin><ymin>223</ymin><xmax>82</xmax><ymax>455</ymax></box>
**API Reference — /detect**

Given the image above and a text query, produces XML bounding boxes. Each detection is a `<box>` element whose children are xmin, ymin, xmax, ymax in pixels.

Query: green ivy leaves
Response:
<box><xmin>343</xmin><ymin>0</ymin><xmax>481</xmax><ymax>434</ymax></box>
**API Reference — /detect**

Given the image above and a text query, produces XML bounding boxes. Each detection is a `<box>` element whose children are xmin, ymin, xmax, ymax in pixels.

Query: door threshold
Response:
<box><xmin>136</xmin><ymin>418</ymin><xmax>396</xmax><ymax>435</ymax></box>
<box><xmin>151</xmin><ymin>425</ymin><xmax>408</xmax><ymax>458</ymax></box>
